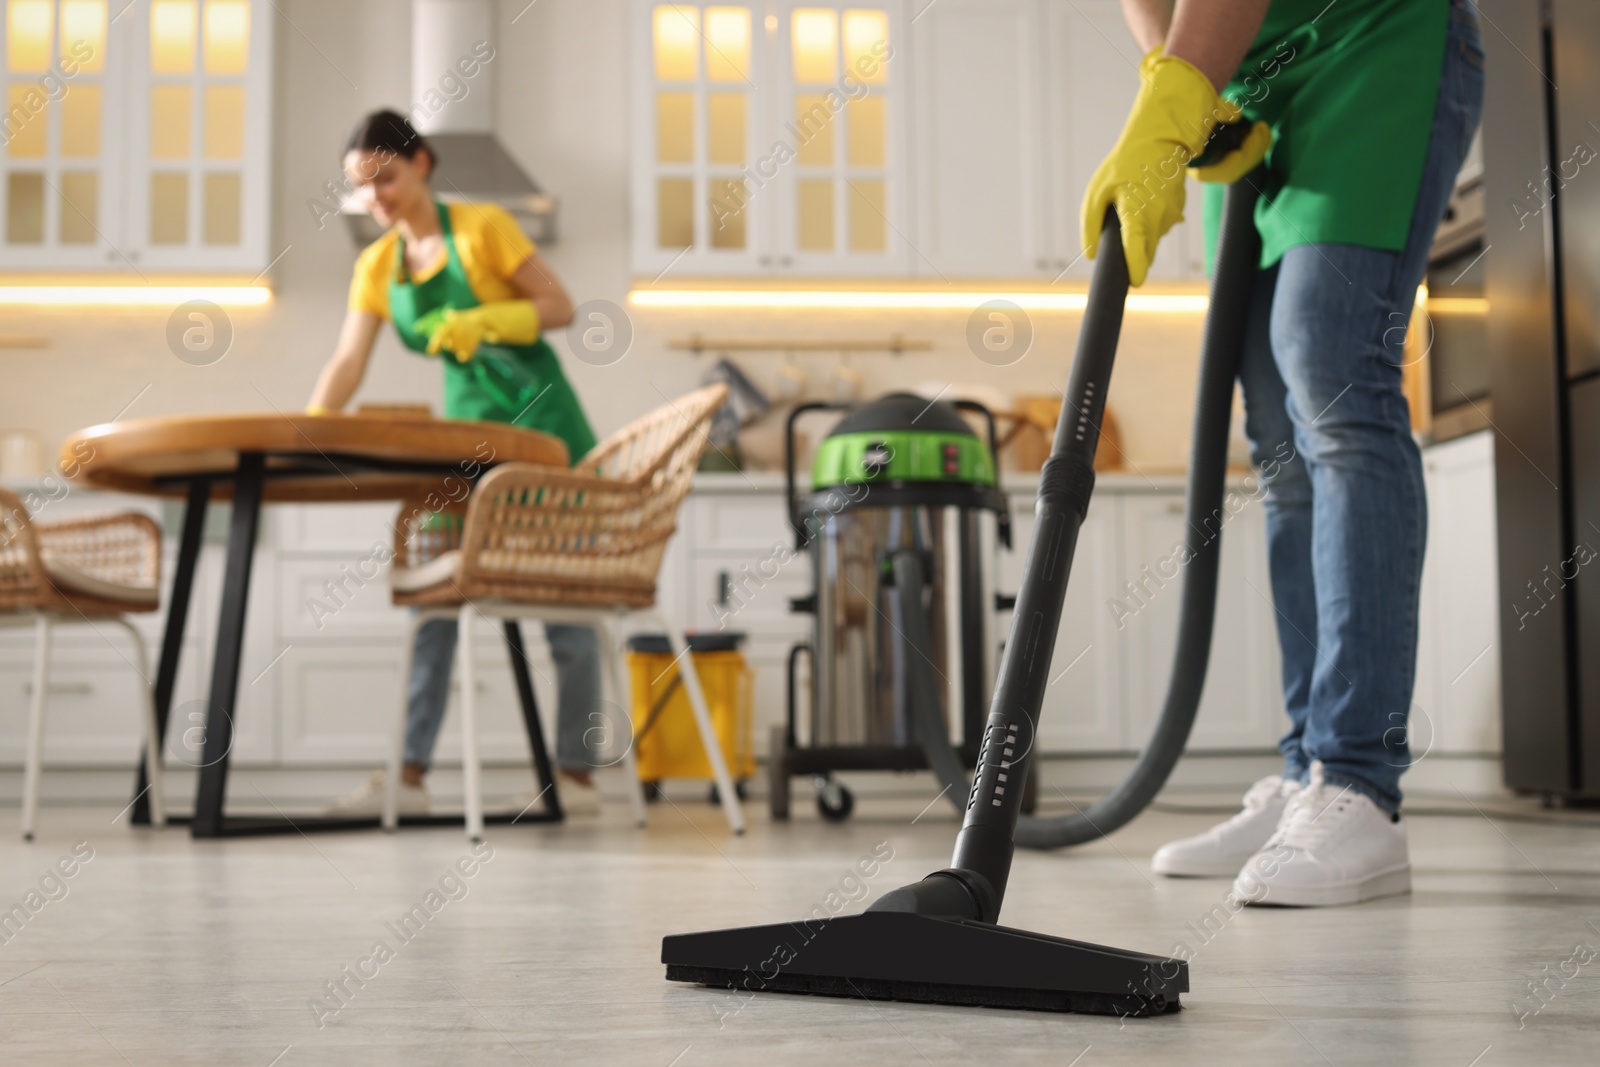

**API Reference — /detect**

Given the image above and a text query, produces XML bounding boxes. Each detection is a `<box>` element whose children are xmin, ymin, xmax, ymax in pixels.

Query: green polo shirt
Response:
<box><xmin>1202</xmin><ymin>0</ymin><xmax>1449</xmax><ymax>269</ymax></box>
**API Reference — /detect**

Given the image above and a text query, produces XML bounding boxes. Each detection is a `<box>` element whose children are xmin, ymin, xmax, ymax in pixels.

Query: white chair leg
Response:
<box><xmin>384</xmin><ymin>612</ymin><xmax>426</xmax><ymax>832</ymax></box>
<box><xmin>652</xmin><ymin>613</ymin><xmax>746</xmax><ymax>835</ymax></box>
<box><xmin>114</xmin><ymin>620</ymin><xmax>165</xmax><ymax>829</ymax></box>
<box><xmin>457</xmin><ymin>604</ymin><xmax>484</xmax><ymax>842</ymax></box>
<box><xmin>596</xmin><ymin>618</ymin><xmax>647</xmax><ymax>828</ymax></box>
<box><xmin>21</xmin><ymin>614</ymin><xmax>51</xmax><ymax>841</ymax></box>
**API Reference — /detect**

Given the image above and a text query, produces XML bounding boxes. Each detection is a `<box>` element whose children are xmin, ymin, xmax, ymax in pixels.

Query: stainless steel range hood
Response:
<box><xmin>341</xmin><ymin>0</ymin><xmax>558</xmax><ymax>246</ymax></box>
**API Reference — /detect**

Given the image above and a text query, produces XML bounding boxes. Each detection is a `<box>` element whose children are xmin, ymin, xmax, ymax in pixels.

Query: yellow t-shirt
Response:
<box><xmin>347</xmin><ymin>202</ymin><xmax>536</xmax><ymax>320</ymax></box>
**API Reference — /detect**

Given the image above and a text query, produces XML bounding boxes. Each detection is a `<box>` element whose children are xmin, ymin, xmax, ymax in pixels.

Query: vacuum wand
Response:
<box><xmin>867</xmin><ymin>214</ymin><xmax>1130</xmax><ymax>923</ymax></box>
<box><xmin>952</xmin><ymin>213</ymin><xmax>1128</xmax><ymax>889</ymax></box>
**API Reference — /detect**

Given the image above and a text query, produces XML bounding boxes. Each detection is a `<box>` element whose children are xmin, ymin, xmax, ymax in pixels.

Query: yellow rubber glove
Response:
<box><xmin>304</xmin><ymin>404</ymin><xmax>332</xmax><ymax>416</ymax></box>
<box><xmin>425</xmin><ymin>301</ymin><xmax>541</xmax><ymax>363</ymax></box>
<box><xmin>1081</xmin><ymin>52</ymin><xmax>1242</xmax><ymax>287</ymax></box>
<box><xmin>1192</xmin><ymin>120</ymin><xmax>1273</xmax><ymax>184</ymax></box>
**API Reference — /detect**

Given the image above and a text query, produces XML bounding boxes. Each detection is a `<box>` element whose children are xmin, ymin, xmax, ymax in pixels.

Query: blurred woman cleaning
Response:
<box><xmin>308</xmin><ymin>110</ymin><xmax>603</xmax><ymax>816</ymax></box>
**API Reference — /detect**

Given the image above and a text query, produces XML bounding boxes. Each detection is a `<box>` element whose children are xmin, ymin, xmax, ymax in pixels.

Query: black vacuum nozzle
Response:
<box><xmin>662</xmin><ymin>910</ymin><xmax>1186</xmax><ymax>1016</ymax></box>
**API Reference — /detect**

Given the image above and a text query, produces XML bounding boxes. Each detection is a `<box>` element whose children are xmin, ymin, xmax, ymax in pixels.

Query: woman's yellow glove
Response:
<box><xmin>1081</xmin><ymin>52</ymin><xmax>1242</xmax><ymax>287</ymax></box>
<box><xmin>425</xmin><ymin>301</ymin><xmax>541</xmax><ymax>363</ymax></box>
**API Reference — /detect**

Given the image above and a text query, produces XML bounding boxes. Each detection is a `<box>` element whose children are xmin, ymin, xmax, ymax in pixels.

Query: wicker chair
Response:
<box><xmin>0</xmin><ymin>487</ymin><xmax>166</xmax><ymax>840</ymax></box>
<box><xmin>383</xmin><ymin>384</ymin><xmax>745</xmax><ymax>839</ymax></box>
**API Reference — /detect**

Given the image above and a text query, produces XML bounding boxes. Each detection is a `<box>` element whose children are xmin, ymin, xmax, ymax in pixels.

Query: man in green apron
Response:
<box><xmin>309</xmin><ymin>110</ymin><xmax>604</xmax><ymax>817</ymax></box>
<box><xmin>1081</xmin><ymin>1</ymin><xmax>1484</xmax><ymax>905</ymax></box>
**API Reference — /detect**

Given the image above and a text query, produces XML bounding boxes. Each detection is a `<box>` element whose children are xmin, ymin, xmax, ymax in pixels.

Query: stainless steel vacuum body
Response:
<box><xmin>772</xmin><ymin>394</ymin><xmax>1011</xmax><ymax>821</ymax></box>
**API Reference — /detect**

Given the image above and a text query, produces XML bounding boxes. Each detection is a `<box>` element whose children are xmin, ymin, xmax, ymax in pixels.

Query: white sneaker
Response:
<box><xmin>513</xmin><ymin>775</ymin><xmax>602</xmax><ymax>817</ymax></box>
<box><xmin>325</xmin><ymin>770</ymin><xmax>430</xmax><ymax>818</ymax></box>
<box><xmin>1233</xmin><ymin>761</ymin><xmax>1411</xmax><ymax>907</ymax></box>
<box><xmin>1151</xmin><ymin>774</ymin><xmax>1302</xmax><ymax>877</ymax></box>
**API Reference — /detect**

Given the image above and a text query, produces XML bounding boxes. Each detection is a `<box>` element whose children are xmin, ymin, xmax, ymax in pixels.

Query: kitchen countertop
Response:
<box><xmin>692</xmin><ymin>466</ymin><xmax>1259</xmax><ymax>494</ymax></box>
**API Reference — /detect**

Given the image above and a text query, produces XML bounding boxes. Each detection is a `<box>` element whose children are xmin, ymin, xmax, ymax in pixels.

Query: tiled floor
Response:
<box><xmin>1</xmin><ymin>784</ymin><xmax>1597</xmax><ymax>1066</ymax></box>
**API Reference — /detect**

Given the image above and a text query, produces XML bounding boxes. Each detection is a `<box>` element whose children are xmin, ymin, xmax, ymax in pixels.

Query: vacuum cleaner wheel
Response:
<box><xmin>815</xmin><ymin>777</ymin><xmax>854</xmax><ymax>822</ymax></box>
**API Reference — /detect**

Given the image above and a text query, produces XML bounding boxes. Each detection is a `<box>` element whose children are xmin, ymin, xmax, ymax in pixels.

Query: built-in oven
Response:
<box><xmin>1421</xmin><ymin>131</ymin><xmax>1490</xmax><ymax>442</ymax></box>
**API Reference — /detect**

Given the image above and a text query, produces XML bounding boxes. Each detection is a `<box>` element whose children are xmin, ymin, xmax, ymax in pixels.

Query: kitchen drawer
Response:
<box><xmin>0</xmin><ymin>655</ymin><xmax>152</xmax><ymax>765</ymax></box>
<box><xmin>275</xmin><ymin>502</ymin><xmax>404</xmax><ymax>554</ymax></box>
<box><xmin>278</xmin><ymin>641</ymin><xmax>539</xmax><ymax>765</ymax></box>
<box><xmin>690</xmin><ymin>493</ymin><xmax>794</xmax><ymax>553</ymax></box>
<box><xmin>0</xmin><ymin>640</ymin><xmax>226</xmax><ymax>767</ymax></box>
<box><xmin>690</xmin><ymin>554</ymin><xmax>814</xmax><ymax>633</ymax></box>
<box><xmin>277</xmin><ymin>557</ymin><xmax>405</xmax><ymax>639</ymax></box>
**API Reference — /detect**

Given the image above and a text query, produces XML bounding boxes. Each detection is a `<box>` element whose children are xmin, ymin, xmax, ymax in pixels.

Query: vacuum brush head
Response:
<box><xmin>662</xmin><ymin>911</ymin><xmax>1186</xmax><ymax>1016</ymax></box>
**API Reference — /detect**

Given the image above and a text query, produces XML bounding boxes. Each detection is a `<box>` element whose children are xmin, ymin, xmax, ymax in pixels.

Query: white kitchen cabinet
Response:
<box><xmin>0</xmin><ymin>0</ymin><xmax>127</xmax><ymax>268</ymax></box>
<box><xmin>277</xmin><ymin>636</ymin><xmax>546</xmax><ymax>766</ymax></box>
<box><xmin>1415</xmin><ymin>431</ymin><xmax>1501</xmax><ymax>756</ymax></box>
<box><xmin>628</xmin><ymin>0</ymin><xmax>1201</xmax><ymax>281</ymax></box>
<box><xmin>1040</xmin><ymin>0</ymin><xmax>1201</xmax><ymax>282</ymax></box>
<box><xmin>772</xmin><ymin>0</ymin><xmax>910</xmax><ymax>275</ymax></box>
<box><xmin>1</xmin><ymin>470</ymin><xmax>1322</xmax><ymax>782</ymax></box>
<box><xmin>907</xmin><ymin>0</ymin><xmax>1046</xmax><ymax>278</ymax></box>
<box><xmin>0</xmin><ymin>0</ymin><xmax>273</xmax><ymax>272</ymax></box>
<box><xmin>125</xmin><ymin>0</ymin><xmax>273</xmax><ymax>271</ymax></box>
<box><xmin>676</xmin><ymin>477</ymin><xmax>812</xmax><ymax>756</ymax></box>
<box><xmin>0</xmin><ymin>639</ymin><xmax>204</xmax><ymax>766</ymax></box>
<box><xmin>1118</xmin><ymin>488</ymin><xmax>1285</xmax><ymax>751</ymax></box>
<box><xmin>629</xmin><ymin>0</ymin><xmax>910</xmax><ymax>278</ymax></box>
<box><xmin>189</xmin><ymin>539</ymin><xmax>279</xmax><ymax>763</ymax></box>
<box><xmin>998</xmin><ymin>489</ymin><xmax>1125</xmax><ymax>752</ymax></box>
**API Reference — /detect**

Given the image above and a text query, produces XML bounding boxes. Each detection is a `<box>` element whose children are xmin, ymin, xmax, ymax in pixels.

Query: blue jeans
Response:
<box><xmin>1237</xmin><ymin>0</ymin><xmax>1484</xmax><ymax>813</ymax></box>
<box><xmin>404</xmin><ymin>619</ymin><xmax>600</xmax><ymax>772</ymax></box>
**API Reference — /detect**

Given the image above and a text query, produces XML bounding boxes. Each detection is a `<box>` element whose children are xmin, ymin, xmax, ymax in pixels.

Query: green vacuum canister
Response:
<box><xmin>809</xmin><ymin>392</ymin><xmax>1001</xmax><ymax>504</ymax></box>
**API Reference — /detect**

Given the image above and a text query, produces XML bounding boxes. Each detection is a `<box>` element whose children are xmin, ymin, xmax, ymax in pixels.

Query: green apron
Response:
<box><xmin>1201</xmin><ymin>0</ymin><xmax>1449</xmax><ymax>270</ymax></box>
<box><xmin>387</xmin><ymin>202</ymin><xmax>596</xmax><ymax>465</ymax></box>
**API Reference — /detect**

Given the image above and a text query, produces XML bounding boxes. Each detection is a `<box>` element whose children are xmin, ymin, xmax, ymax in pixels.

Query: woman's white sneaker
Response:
<box><xmin>325</xmin><ymin>770</ymin><xmax>430</xmax><ymax>818</ymax></box>
<box><xmin>1233</xmin><ymin>761</ymin><xmax>1411</xmax><ymax>907</ymax></box>
<box><xmin>1151</xmin><ymin>775</ymin><xmax>1303</xmax><ymax>877</ymax></box>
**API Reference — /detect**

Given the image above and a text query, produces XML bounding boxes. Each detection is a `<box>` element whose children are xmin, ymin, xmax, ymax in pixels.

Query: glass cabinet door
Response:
<box><xmin>128</xmin><ymin>0</ymin><xmax>270</xmax><ymax>270</ymax></box>
<box><xmin>0</xmin><ymin>0</ymin><xmax>270</xmax><ymax>271</ymax></box>
<box><xmin>772</xmin><ymin>1</ymin><xmax>906</xmax><ymax>275</ymax></box>
<box><xmin>633</xmin><ymin>2</ymin><xmax>764</xmax><ymax>276</ymax></box>
<box><xmin>631</xmin><ymin>0</ymin><xmax>906</xmax><ymax>277</ymax></box>
<box><xmin>0</xmin><ymin>0</ymin><xmax>120</xmax><ymax>268</ymax></box>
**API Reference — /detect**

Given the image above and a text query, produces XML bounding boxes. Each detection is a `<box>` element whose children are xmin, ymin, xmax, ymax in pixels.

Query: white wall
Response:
<box><xmin>0</xmin><ymin>0</ymin><xmax>1206</xmax><ymax>472</ymax></box>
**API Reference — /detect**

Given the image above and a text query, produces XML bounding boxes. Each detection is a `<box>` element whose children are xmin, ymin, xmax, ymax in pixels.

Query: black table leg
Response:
<box><xmin>504</xmin><ymin>621</ymin><xmax>563</xmax><ymax>822</ymax></box>
<box><xmin>131</xmin><ymin>478</ymin><xmax>209</xmax><ymax>825</ymax></box>
<box><xmin>191</xmin><ymin>454</ymin><xmax>264</xmax><ymax>838</ymax></box>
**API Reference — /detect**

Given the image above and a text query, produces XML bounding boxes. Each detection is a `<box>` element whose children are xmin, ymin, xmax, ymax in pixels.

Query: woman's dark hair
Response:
<box><xmin>344</xmin><ymin>109</ymin><xmax>435</xmax><ymax>167</ymax></box>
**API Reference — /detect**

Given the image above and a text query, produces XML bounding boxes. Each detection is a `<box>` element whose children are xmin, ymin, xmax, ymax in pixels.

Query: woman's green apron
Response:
<box><xmin>387</xmin><ymin>202</ymin><xmax>596</xmax><ymax>465</ymax></box>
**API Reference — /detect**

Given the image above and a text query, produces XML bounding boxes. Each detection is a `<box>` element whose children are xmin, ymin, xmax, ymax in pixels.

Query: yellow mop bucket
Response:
<box><xmin>626</xmin><ymin>633</ymin><xmax>755</xmax><ymax>788</ymax></box>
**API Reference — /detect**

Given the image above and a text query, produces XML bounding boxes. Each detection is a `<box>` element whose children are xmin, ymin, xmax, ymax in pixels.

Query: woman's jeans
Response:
<box><xmin>1237</xmin><ymin>0</ymin><xmax>1484</xmax><ymax>813</ymax></box>
<box><xmin>403</xmin><ymin>618</ymin><xmax>599</xmax><ymax>772</ymax></box>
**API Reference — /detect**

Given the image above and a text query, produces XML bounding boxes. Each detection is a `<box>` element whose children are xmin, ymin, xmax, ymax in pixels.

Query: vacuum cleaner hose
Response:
<box><xmin>877</xmin><ymin>174</ymin><xmax>1262</xmax><ymax>913</ymax></box>
<box><xmin>883</xmin><ymin>177</ymin><xmax>1265</xmax><ymax>853</ymax></box>
<box><xmin>889</xmin><ymin>547</ymin><xmax>973</xmax><ymax>816</ymax></box>
<box><xmin>1012</xmin><ymin>176</ymin><xmax>1263</xmax><ymax>848</ymax></box>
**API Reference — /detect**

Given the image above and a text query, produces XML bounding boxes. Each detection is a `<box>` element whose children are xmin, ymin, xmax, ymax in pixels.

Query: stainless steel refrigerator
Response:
<box><xmin>1483</xmin><ymin>0</ymin><xmax>1600</xmax><ymax>799</ymax></box>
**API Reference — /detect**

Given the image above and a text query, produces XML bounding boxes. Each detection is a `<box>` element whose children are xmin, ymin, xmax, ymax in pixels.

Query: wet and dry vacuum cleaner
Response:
<box><xmin>662</xmin><ymin>144</ymin><xmax>1264</xmax><ymax>1014</ymax></box>
<box><xmin>769</xmin><ymin>394</ymin><xmax>1018</xmax><ymax>824</ymax></box>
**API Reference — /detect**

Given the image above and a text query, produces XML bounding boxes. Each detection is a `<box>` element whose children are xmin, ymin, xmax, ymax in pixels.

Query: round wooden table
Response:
<box><xmin>66</xmin><ymin>410</ymin><xmax>567</xmax><ymax>500</ymax></box>
<box><xmin>62</xmin><ymin>412</ymin><xmax>570</xmax><ymax>838</ymax></box>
